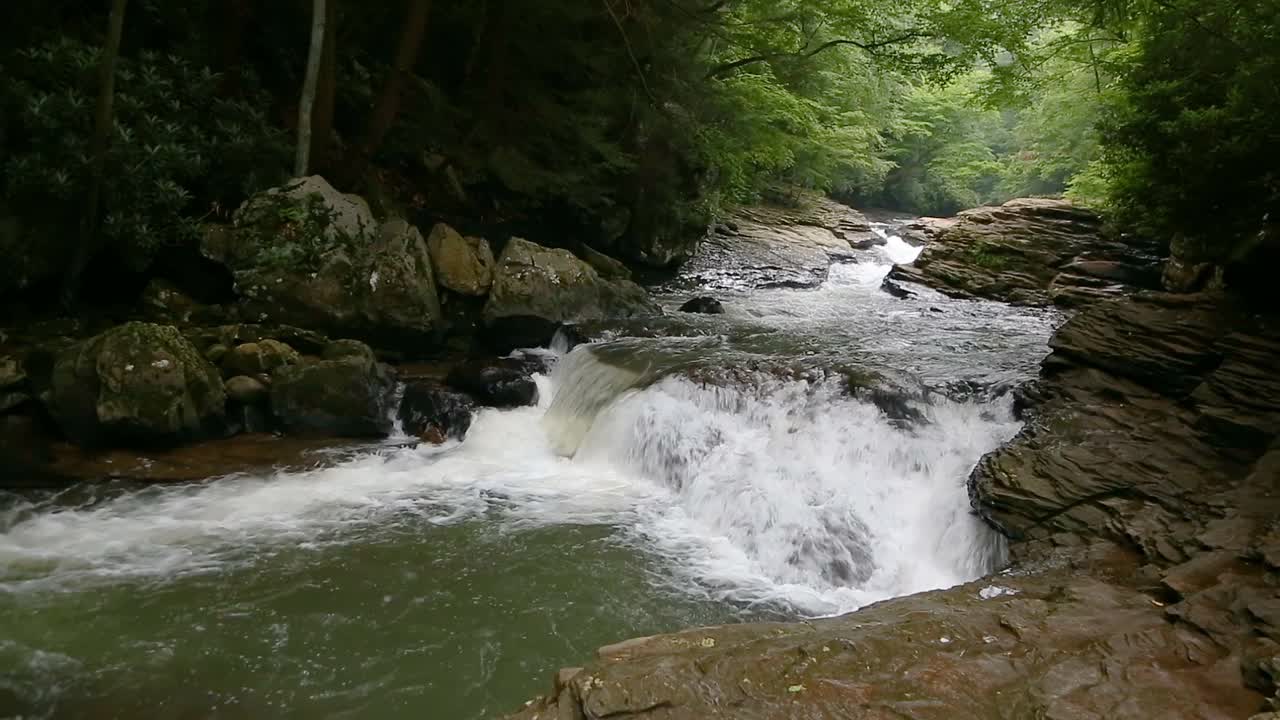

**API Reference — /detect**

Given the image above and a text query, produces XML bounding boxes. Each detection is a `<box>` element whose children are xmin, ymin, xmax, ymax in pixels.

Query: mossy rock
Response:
<box><xmin>270</xmin><ymin>340</ymin><xmax>397</xmax><ymax>437</ymax></box>
<box><xmin>47</xmin><ymin>322</ymin><xmax>226</xmax><ymax>447</ymax></box>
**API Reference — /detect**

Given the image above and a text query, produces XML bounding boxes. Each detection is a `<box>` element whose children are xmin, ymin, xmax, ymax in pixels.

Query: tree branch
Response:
<box><xmin>703</xmin><ymin>30</ymin><xmax>929</xmax><ymax>79</ymax></box>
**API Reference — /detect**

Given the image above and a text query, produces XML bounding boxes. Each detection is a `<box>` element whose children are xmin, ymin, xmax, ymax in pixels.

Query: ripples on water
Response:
<box><xmin>0</xmin><ymin>221</ymin><xmax>1061</xmax><ymax>719</ymax></box>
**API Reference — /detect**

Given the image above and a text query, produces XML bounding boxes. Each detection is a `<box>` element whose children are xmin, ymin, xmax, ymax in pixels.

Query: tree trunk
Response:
<box><xmin>295</xmin><ymin>0</ymin><xmax>327</xmax><ymax>177</ymax></box>
<box><xmin>63</xmin><ymin>0</ymin><xmax>128</xmax><ymax>307</ymax></box>
<box><xmin>310</xmin><ymin>0</ymin><xmax>339</xmax><ymax>170</ymax></box>
<box><xmin>357</xmin><ymin>0</ymin><xmax>433</xmax><ymax>165</ymax></box>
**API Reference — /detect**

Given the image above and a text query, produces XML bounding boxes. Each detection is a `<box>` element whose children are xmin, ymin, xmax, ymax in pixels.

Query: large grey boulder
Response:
<box><xmin>214</xmin><ymin>177</ymin><xmax>444</xmax><ymax>354</ymax></box>
<box><xmin>482</xmin><ymin>238</ymin><xmax>658</xmax><ymax>349</ymax></box>
<box><xmin>270</xmin><ymin>340</ymin><xmax>398</xmax><ymax>437</ymax></box>
<box><xmin>229</xmin><ymin>175</ymin><xmax>376</xmax><ymax>250</ymax></box>
<box><xmin>46</xmin><ymin>322</ymin><xmax>226</xmax><ymax>446</ymax></box>
<box><xmin>426</xmin><ymin>223</ymin><xmax>495</xmax><ymax>296</ymax></box>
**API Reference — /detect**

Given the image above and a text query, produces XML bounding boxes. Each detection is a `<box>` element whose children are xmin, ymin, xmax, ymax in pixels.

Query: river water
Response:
<box><xmin>0</xmin><ymin>221</ymin><xmax>1060</xmax><ymax>719</ymax></box>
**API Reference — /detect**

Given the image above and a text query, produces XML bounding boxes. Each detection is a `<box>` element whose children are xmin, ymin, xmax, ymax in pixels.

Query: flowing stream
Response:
<box><xmin>0</xmin><ymin>220</ymin><xmax>1060</xmax><ymax>719</ymax></box>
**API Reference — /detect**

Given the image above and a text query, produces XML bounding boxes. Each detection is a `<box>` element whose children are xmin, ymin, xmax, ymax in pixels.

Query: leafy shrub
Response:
<box><xmin>0</xmin><ymin>38</ymin><xmax>290</xmax><ymax>271</ymax></box>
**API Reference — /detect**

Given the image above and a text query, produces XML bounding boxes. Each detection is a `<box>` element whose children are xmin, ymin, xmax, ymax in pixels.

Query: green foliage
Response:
<box><xmin>968</xmin><ymin>240</ymin><xmax>1010</xmax><ymax>269</ymax></box>
<box><xmin>241</xmin><ymin>192</ymin><xmax>354</xmax><ymax>272</ymax></box>
<box><xmin>0</xmin><ymin>37</ymin><xmax>289</xmax><ymax>271</ymax></box>
<box><xmin>1097</xmin><ymin>0</ymin><xmax>1280</xmax><ymax>256</ymax></box>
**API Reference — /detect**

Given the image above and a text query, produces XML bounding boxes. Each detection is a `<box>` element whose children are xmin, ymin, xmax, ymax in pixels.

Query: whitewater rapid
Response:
<box><xmin>0</xmin><ymin>226</ymin><xmax>1043</xmax><ymax>618</ymax></box>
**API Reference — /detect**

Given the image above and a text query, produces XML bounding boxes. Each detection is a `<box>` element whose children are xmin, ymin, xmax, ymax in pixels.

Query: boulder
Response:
<box><xmin>211</xmin><ymin>177</ymin><xmax>443</xmax><ymax>354</ymax></box>
<box><xmin>220</xmin><ymin>340</ymin><xmax>300</xmax><ymax>378</ymax></box>
<box><xmin>482</xmin><ymin>238</ymin><xmax>657</xmax><ymax>349</ymax></box>
<box><xmin>445</xmin><ymin>358</ymin><xmax>539</xmax><ymax>408</ymax></box>
<box><xmin>46</xmin><ymin>322</ymin><xmax>226</xmax><ymax>446</ymax></box>
<box><xmin>426</xmin><ymin>223</ymin><xmax>495</xmax><ymax>296</ymax></box>
<box><xmin>397</xmin><ymin>381</ymin><xmax>474</xmax><ymax>443</ymax></box>
<box><xmin>236</xmin><ymin>218</ymin><xmax>444</xmax><ymax>354</ymax></box>
<box><xmin>678</xmin><ymin>296</ymin><xmax>724</xmax><ymax>314</ymax></box>
<box><xmin>886</xmin><ymin>198</ymin><xmax>1160</xmax><ymax>306</ymax></box>
<box><xmin>228</xmin><ymin>175</ymin><xmax>377</xmax><ymax>252</ymax></box>
<box><xmin>270</xmin><ymin>340</ymin><xmax>397</xmax><ymax>437</ymax></box>
<box><xmin>224</xmin><ymin>375</ymin><xmax>270</xmax><ymax>405</ymax></box>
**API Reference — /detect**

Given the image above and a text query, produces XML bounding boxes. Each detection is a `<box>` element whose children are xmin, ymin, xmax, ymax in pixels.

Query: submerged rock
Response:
<box><xmin>445</xmin><ymin>358</ymin><xmax>539</xmax><ymax>408</ymax></box>
<box><xmin>270</xmin><ymin>340</ymin><xmax>397</xmax><ymax>437</ymax></box>
<box><xmin>398</xmin><ymin>381</ymin><xmax>474</xmax><ymax>443</ymax></box>
<box><xmin>887</xmin><ymin>198</ymin><xmax>1160</xmax><ymax>306</ymax></box>
<box><xmin>678</xmin><ymin>296</ymin><xmax>724</xmax><ymax>314</ymax></box>
<box><xmin>482</xmin><ymin>237</ymin><xmax>657</xmax><ymax>350</ymax></box>
<box><xmin>46</xmin><ymin>322</ymin><xmax>226</xmax><ymax>447</ymax></box>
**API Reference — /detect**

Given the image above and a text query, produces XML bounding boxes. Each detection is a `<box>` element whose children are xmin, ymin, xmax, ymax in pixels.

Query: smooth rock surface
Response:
<box><xmin>221</xmin><ymin>340</ymin><xmax>299</xmax><ymax>378</ymax></box>
<box><xmin>427</xmin><ymin>222</ymin><xmax>495</xmax><ymax>296</ymax></box>
<box><xmin>505</xmin><ymin>544</ymin><xmax>1263</xmax><ymax>720</ymax></box>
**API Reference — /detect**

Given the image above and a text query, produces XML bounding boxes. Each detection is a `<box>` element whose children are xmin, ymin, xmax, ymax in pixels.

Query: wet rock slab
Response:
<box><xmin>505</xmin><ymin>544</ymin><xmax>1262</xmax><ymax>720</ymax></box>
<box><xmin>669</xmin><ymin>196</ymin><xmax>871</xmax><ymax>292</ymax></box>
<box><xmin>886</xmin><ymin>198</ymin><xmax>1162</xmax><ymax>306</ymax></box>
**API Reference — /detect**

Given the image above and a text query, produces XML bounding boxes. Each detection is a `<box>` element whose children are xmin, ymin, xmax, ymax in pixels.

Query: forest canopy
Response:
<box><xmin>1</xmin><ymin>0</ymin><xmax>1276</xmax><ymax>301</ymax></box>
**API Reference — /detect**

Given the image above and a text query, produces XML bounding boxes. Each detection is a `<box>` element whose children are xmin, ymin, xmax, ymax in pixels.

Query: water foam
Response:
<box><xmin>1</xmin><ymin>348</ymin><xmax>1012</xmax><ymax>616</ymax></box>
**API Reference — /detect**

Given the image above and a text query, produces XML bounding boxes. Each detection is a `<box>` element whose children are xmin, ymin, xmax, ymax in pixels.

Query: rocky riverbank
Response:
<box><xmin>502</xmin><ymin>203</ymin><xmax>1280</xmax><ymax>719</ymax></box>
<box><xmin>0</xmin><ymin>175</ymin><xmax>656</xmax><ymax>486</ymax></box>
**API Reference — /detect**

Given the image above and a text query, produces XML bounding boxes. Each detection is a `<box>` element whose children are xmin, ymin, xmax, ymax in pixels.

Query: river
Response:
<box><xmin>0</xmin><ymin>220</ymin><xmax>1060</xmax><ymax>719</ymax></box>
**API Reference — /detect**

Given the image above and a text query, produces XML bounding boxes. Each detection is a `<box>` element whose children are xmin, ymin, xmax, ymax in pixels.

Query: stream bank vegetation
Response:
<box><xmin>0</xmin><ymin>0</ymin><xmax>1275</xmax><ymax>309</ymax></box>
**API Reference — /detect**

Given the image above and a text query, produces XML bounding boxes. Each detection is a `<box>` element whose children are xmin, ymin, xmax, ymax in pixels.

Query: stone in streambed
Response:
<box><xmin>270</xmin><ymin>340</ymin><xmax>397</xmax><ymax>437</ymax></box>
<box><xmin>46</xmin><ymin>322</ymin><xmax>226</xmax><ymax>447</ymax></box>
<box><xmin>678</xmin><ymin>296</ymin><xmax>724</xmax><ymax>314</ymax></box>
<box><xmin>445</xmin><ymin>358</ymin><xmax>538</xmax><ymax>408</ymax></box>
<box><xmin>398</xmin><ymin>381</ymin><xmax>474</xmax><ymax>443</ymax></box>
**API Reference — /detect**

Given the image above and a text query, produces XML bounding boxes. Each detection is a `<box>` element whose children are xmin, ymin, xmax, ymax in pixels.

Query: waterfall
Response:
<box><xmin>542</xmin><ymin>347</ymin><xmax>1011</xmax><ymax>613</ymax></box>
